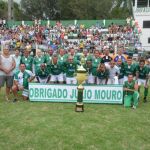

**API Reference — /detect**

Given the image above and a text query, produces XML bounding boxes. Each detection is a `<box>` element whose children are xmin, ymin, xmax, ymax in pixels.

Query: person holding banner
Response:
<box><xmin>12</xmin><ymin>63</ymin><xmax>35</xmax><ymax>102</ymax></box>
<box><xmin>96</xmin><ymin>63</ymin><xmax>109</xmax><ymax>85</ymax></box>
<box><xmin>136</xmin><ymin>59</ymin><xmax>149</xmax><ymax>103</ymax></box>
<box><xmin>123</xmin><ymin>74</ymin><xmax>139</xmax><ymax>109</ymax></box>
<box><xmin>36</xmin><ymin>63</ymin><xmax>50</xmax><ymax>83</ymax></box>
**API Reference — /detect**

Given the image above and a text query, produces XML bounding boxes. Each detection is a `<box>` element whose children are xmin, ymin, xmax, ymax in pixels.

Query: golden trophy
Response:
<box><xmin>75</xmin><ymin>65</ymin><xmax>88</xmax><ymax>112</ymax></box>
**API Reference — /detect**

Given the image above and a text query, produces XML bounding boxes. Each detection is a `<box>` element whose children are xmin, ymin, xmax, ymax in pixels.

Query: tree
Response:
<box><xmin>21</xmin><ymin>0</ymin><xmax>58</xmax><ymax>20</ymax></box>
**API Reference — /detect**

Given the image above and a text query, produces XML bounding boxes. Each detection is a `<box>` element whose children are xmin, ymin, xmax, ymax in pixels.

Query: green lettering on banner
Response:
<box><xmin>47</xmin><ymin>88</ymin><xmax>52</xmax><ymax>98</ymax></box>
<box><xmin>87</xmin><ymin>90</ymin><xmax>92</xmax><ymax>99</ymax></box>
<box><xmin>35</xmin><ymin>88</ymin><xmax>39</xmax><ymax>98</ymax></box>
<box><xmin>101</xmin><ymin>90</ymin><xmax>105</xmax><ymax>99</ymax></box>
<box><xmin>63</xmin><ymin>89</ymin><xmax>67</xmax><ymax>98</ymax></box>
<box><xmin>40</xmin><ymin>88</ymin><xmax>44</xmax><ymax>98</ymax></box>
<box><xmin>58</xmin><ymin>89</ymin><xmax>62</xmax><ymax>98</ymax></box>
<box><xmin>95</xmin><ymin>90</ymin><xmax>100</xmax><ymax>99</ymax></box>
<box><xmin>106</xmin><ymin>90</ymin><xmax>111</xmax><ymax>100</ymax></box>
<box><xmin>112</xmin><ymin>90</ymin><xmax>116</xmax><ymax>100</ymax></box>
<box><xmin>29</xmin><ymin>88</ymin><xmax>34</xmax><ymax>98</ymax></box>
<box><xmin>53</xmin><ymin>89</ymin><xmax>57</xmax><ymax>98</ymax></box>
<box><xmin>117</xmin><ymin>91</ymin><xmax>122</xmax><ymax>100</ymax></box>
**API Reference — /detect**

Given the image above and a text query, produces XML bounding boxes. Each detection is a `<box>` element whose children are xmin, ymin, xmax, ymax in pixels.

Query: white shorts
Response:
<box><xmin>50</xmin><ymin>73</ymin><xmax>64</xmax><ymax>82</ymax></box>
<box><xmin>87</xmin><ymin>74</ymin><xmax>96</xmax><ymax>84</ymax></box>
<box><xmin>108</xmin><ymin>77</ymin><xmax>119</xmax><ymax>85</ymax></box>
<box><xmin>22</xmin><ymin>89</ymin><xmax>29</xmax><ymax>97</ymax></box>
<box><xmin>66</xmin><ymin>77</ymin><xmax>77</xmax><ymax>84</ymax></box>
<box><xmin>137</xmin><ymin>79</ymin><xmax>147</xmax><ymax>86</ymax></box>
<box><xmin>118</xmin><ymin>78</ymin><xmax>124</xmax><ymax>85</ymax></box>
<box><xmin>96</xmin><ymin>78</ymin><xmax>106</xmax><ymax>85</ymax></box>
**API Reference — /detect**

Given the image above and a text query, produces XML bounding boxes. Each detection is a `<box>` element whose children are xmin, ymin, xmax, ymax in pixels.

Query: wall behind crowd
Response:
<box><xmin>6</xmin><ymin>20</ymin><xmax>126</xmax><ymax>28</ymax></box>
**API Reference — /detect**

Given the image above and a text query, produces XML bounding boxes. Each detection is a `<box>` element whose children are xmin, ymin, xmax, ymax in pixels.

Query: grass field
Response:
<box><xmin>0</xmin><ymin>87</ymin><xmax>150</xmax><ymax>150</ymax></box>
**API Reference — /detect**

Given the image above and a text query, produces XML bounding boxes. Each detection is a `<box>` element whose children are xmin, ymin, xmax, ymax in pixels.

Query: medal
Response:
<box><xmin>25</xmin><ymin>58</ymin><xmax>27</xmax><ymax>61</ymax></box>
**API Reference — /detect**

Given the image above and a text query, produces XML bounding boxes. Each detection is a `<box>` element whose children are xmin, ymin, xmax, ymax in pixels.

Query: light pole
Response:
<box><xmin>8</xmin><ymin>0</ymin><xmax>14</xmax><ymax>21</ymax></box>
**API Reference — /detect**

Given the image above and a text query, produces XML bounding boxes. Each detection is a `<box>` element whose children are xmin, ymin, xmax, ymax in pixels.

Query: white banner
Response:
<box><xmin>29</xmin><ymin>83</ymin><xmax>123</xmax><ymax>104</ymax></box>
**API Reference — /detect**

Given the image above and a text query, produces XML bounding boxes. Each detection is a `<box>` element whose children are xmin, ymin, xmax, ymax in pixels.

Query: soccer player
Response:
<box><xmin>21</xmin><ymin>49</ymin><xmax>33</xmax><ymax>71</ymax></box>
<box><xmin>96</xmin><ymin>63</ymin><xmax>109</xmax><ymax>85</ymax></box>
<box><xmin>64</xmin><ymin>56</ymin><xmax>78</xmax><ymax>84</ymax></box>
<box><xmin>12</xmin><ymin>48</ymin><xmax>21</xmax><ymax>74</ymax></box>
<box><xmin>49</xmin><ymin>54</ymin><xmax>63</xmax><ymax>84</ymax></box>
<box><xmin>136</xmin><ymin>59</ymin><xmax>149</xmax><ymax>103</ymax></box>
<box><xmin>101</xmin><ymin>47</ymin><xmax>112</xmax><ymax>67</ymax></box>
<box><xmin>124</xmin><ymin>56</ymin><xmax>136</xmax><ymax>83</ymax></box>
<box><xmin>90</xmin><ymin>49</ymin><xmax>102</xmax><ymax>84</ymax></box>
<box><xmin>83</xmin><ymin>59</ymin><xmax>93</xmax><ymax>84</ymax></box>
<box><xmin>12</xmin><ymin>63</ymin><xmax>35</xmax><ymax>102</ymax></box>
<box><xmin>36</xmin><ymin>63</ymin><xmax>50</xmax><ymax>83</ymax></box>
<box><xmin>123</xmin><ymin>74</ymin><xmax>139</xmax><ymax>109</ymax></box>
<box><xmin>33</xmin><ymin>49</ymin><xmax>46</xmax><ymax>74</ymax></box>
<box><xmin>107</xmin><ymin>60</ymin><xmax>120</xmax><ymax>84</ymax></box>
<box><xmin>117</xmin><ymin>58</ymin><xmax>125</xmax><ymax>84</ymax></box>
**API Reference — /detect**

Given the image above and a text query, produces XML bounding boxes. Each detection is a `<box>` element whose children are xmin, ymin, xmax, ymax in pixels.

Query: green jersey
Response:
<box><xmin>33</xmin><ymin>56</ymin><xmax>46</xmax><ymax>73</ymax></box>
<box><xmin>36</xmin><ymin>68</ymin><xmax>49</xmax><ymax>79</ymax></box>
<box><xmin>124</xmin><ymin>63</ymin><xmax>135</xmax><ymax>76</ymax></box>
<box><xmin>97</xmin><ymin>69</ymin><xmax>109</xmax><ymax>79</ymax></box>
<box><xmin>21</xmin><ymin>56</ymin><xmax>33</xmax><ymax>71</ymax></box>
<box><xmin>123</xmin><ymin>80</ymin><xmax>135</xmax><ymax>95</ymax></box>
<box><xmin>14</xmin><ymin>70</ymin><xmax>34</xmax><ymax>89</ymax></box>
<box><xmin>64</xmin><ymin>62</ymin><xmax>78</xmax><ymax>77</ymax></box>
<box><xmin>45</xmin><ymin>54</ymin><xmax>52</xmax><ymax>65</ymax></box>
<box><xmin>58</xmin><ymin>54</ymin><xmax>68</xmax><ymax>65</ymax></box>
<box><xmin>50</xmin><ymin>62</ymin><xmax>63</xmax><ymax>75</ymax></box>
<box><xmin>83</xmin><ymin>64</ymin><xmax>92</xmax><ymax>74</ymax></box>
<box><xmin>92</xmin><ymin>57</ymin><xmax>102</xmax><ymax>76</ymax></box>
<box><xmin>136</xmin><ymin>65</ymin><xmax>149</xmax><ymax>79</ymax></box>
<box><xmin>80</xmin><ymin>54</ymin><xmax>92</xmax><ymax>65</ymax></box>
<box><xmin>117</xmin><ymin>63</ymin><xmax>125</xmax><ymax>79</ymax></box>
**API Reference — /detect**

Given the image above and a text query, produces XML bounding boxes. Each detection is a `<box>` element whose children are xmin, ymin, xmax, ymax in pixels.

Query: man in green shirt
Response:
<box><xmin>91</xmin><ymin>50</ymin><xmax>102</xmax><ymax>84</ymax></box>
<box><xmin>136</xmin><ymin>59</ymin><xmax>149</xmax><ymax>103</ymax></box>
<box><xmin>21</xmin><ymin>49</ymin><xmax>33</xmax><ymax>71</ymax></box>
<box><xmin>123</xmin><ymin>74</ymin><xmax>139</xmax><ymax>109</ymax></box>
<box><xmin>124</xmin><ymin>56</ymin><xmax>136</xmax><ymax>83</ymax></box>
<box><xmin>64</xmin><ymin>56</ymin><xmax>78</xmax><ymax>84</ymax></box>
<box><xmin>36</xmin><ymin>63</ymin><xmax>50</xmax><ymax>83</ymax></box>
<box><xmin>50</xmin><ymin>54</ymin><xmax>63</xmax><ymax>84</ymax></box>
<box><xmin>33</xmin><ymin>49</ymin><xmax>46</xmax><ymax>74</ymax></box>
<box><xmin>12</xmin><ymin>63</ymin><xmax>35</xmax><ymax>102</ymax></box>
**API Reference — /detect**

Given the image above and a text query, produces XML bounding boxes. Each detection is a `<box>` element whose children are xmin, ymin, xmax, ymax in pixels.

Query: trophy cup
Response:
<box><xmin>75</xmin><ymin>65</ymin><xmax>88</xmax><ymax>112</ymax></box>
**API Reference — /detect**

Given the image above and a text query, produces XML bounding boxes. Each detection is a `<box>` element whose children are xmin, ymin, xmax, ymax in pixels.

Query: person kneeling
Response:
<box><xmin>12</xmin><ymin>63</ymin><xmax>35</xmax><ymax>102</ymax></box>
<box><xmin>123</xmin><ymin>74</ymin><xmax>139</xmax><ymax>109</ymax></box>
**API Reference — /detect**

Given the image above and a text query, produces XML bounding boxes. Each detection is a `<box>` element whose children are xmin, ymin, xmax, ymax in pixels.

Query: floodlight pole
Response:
<box><xmin>8</xmin><ymin>0</ymin><xmax>14</xmax><ymax>21</ymax></box>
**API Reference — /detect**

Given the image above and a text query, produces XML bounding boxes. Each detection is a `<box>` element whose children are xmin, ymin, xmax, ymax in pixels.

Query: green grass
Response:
<box><xmin>0</xmin><ymin>87</ymin><xmax>150</xmax><ymax>150</ymax></box>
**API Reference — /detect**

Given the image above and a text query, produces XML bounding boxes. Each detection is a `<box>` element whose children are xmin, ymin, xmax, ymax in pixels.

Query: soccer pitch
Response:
<box><xmin>0</xmin><ymin>87</ymin><xmax>150</xmax><ymax>150</ymax></box>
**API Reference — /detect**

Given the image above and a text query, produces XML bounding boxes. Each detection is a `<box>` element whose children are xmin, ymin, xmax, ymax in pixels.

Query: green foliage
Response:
<box><xmin>21</xmin><ymin>0</ymin><xmax>132</xmax><ymax>20</ymax></box>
